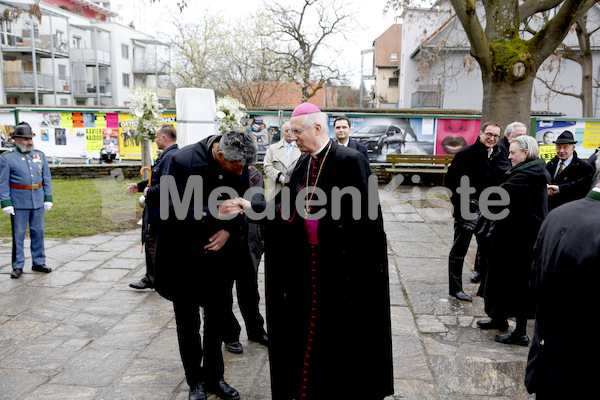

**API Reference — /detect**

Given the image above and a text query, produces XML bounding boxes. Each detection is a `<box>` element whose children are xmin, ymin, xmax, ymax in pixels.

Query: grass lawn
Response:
<box><xmin>0</xmin><ymin>178</ymin><xmax>143</xmax><ymax>239</ymax></box>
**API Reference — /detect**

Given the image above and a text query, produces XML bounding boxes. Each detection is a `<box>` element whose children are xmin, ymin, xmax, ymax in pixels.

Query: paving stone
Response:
<box><xmin>50</xmin><ymin>348</ymin><xmax>136</xmax><ymax>387</ymax></box>
<box><xmin>20</xmin><ymin>384</ymin><xmax>100</xmax><ymax>400</ymax></box>
<box><xmin>0</xmin><ymin>187</ymin><xmax>536</xmax><ymax>399</ymax></box>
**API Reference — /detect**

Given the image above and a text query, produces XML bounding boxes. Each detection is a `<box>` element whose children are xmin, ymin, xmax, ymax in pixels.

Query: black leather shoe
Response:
<box><xmin>224</xmin><ymin>341</ymin><xmax>243</xmax><ymax>354</ymax></box>
<box><xmin>129</xmin><ymin>278</ymin><xmax>154</xmax><ymax>290</ymax></box>
<box><xmin>248</xmin><ymin>334</ymin><xmax>269</xmax><ymax>346</ymax></box>
<box><xmin>11</xmin><ymin>269</ymin><xmax>23</xmax><ymax>279</ymax></box>
<box><xmin>205</xmin><ymin>379</ymin><xmax>240</xmax><ymax>400</ymax></box>
<box><xmin>450</xmin><ymin>290</ymin><xmax>472</xmax><ymax>302</ymax></box>
<box><xmin>476</xmin><ymin>318</ymin><xmax>508</xmax><ymax>331</ymax></box>
<box><xmin>32</xmin><ymin>264</ymin><xmax>52</xmax><ymax>273</ymax></box>
<box><xmin>495</xmin><ymin>332</ymin><xmax>530</xmax><ymax>346</ymax></box>
<box><xmin>189</xmin><ymin>382</ymin><xmax>207</xmax><ymax>400</ymax></box>
<box><xmin>470</xmin><ymin>271</ymin><xmax>481</xmax><ymax>283</ymax></box>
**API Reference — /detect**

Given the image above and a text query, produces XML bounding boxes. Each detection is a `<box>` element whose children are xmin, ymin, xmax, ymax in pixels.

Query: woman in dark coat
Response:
<box><xmin>477</xmin><ymin>135</ymin><xmax>551</xmax><ymax>346</ymax></box>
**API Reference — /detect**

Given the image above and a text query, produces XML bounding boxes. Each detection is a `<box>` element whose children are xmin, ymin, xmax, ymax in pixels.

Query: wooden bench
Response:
<box><xmin>386</xmin><ymin>154</ymin><xmax>454</xmax><ymax>183</ymax></box>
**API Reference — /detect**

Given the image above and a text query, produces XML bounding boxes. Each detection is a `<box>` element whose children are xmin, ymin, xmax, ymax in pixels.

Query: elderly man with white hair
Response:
<box><xmin>220</xmin><ymin>103</ymin><xmax>393</xmax><ymax>400</ymax></box>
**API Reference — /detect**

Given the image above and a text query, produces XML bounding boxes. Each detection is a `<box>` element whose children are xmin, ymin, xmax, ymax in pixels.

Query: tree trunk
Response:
<box><xmin>481</xmin><ymin>69</ymin><xmax>535</xmax><ymax>130</ymax></box>
<box><xmin>141</xmin><ymin>139</ymin><xmax>153</xmax><ymax>180</ymax></box>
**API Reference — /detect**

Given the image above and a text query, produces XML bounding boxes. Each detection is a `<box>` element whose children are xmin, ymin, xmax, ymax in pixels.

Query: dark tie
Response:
<box><xmin>556</xmin><ymin>160</ymin><xmax>564</xmax><ymax>177</ymax></box>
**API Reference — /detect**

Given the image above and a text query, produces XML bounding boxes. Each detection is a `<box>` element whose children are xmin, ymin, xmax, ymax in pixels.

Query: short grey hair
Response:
<box><xmin>510</xmin><ymin>135</ymin><xmax>539</xmax><ymax>160</ymax></box>
<box><xmin>504</xmin><ymin>121</ymin><xmax>527</xmax><ymax>138</ymax></box>
<box><xmin>302</xmin><ymin>112</ymin><xmax>330</xmax><ymax>136</ymax></box>
<box><xmin>218</xmin><ymin>130</ymin><xmax>257</xmax><ymax>166</ymax></box>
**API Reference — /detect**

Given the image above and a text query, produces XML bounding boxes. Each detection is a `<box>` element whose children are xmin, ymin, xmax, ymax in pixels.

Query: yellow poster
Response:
<box><xmin>86</xmin><ymin>128</ymin><xmax>103</xmax><ymax>152</ymax></box>
<box><xmin>60</xmin><ymin>112</ymin><xmax>73</xmax><ymax>128</ymax></box>
<box><xmin>539</xmin><ymin>145</ymin><xmax>556</xmax><ymax>163</ymax></box>
<box><xmin>95</xmin><ymin>113</ymin><xmax>107</xmax><ymax>128</ymax></box>
<box><xmin>118</xmin><ymin>112</ymin><xmax>177</xmax><ymax>160</ymax></box>
<box><xmin>584</xmin><ymin>121</ymin><xmax>600</xmax><ymax>149</ymax></box>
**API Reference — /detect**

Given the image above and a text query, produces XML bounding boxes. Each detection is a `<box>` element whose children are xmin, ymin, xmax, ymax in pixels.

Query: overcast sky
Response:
<box><xmin>144</xmin><ymin>0</ymin><xmax>400</xmax><ymax>88</ymax></box>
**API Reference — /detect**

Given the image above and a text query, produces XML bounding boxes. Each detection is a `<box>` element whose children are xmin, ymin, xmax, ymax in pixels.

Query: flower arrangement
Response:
<box><xmin>215</xmin><ymin>96</ymin><xmax>247</xmax><ymax>134</ymax></box>
<box><xmin>129</xmin><ymin>87</ymin><xmax>164</xmax><ymax>141</ymax></box>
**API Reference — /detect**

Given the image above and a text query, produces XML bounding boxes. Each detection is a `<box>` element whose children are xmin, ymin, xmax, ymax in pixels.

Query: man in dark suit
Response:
<box><xmin>333</xmin><ymin>115</ymin><xmax>369</xmax><ymax>162</ymax></box>
<box><xmin>525</xmin><ymin>161</ymin><xmax>600</xmax><ymax>399</ymax></box>
<box><xmin>445</xmin><ymin>121</ymin><xmax>510</xmax><ymax>302</ymax></box>
<box><xmin>546</xmin><ymin>130</ymin><xmax>594</xmax><ymax>210</ymax></box>
<box><xmin>124</xmin><ymin>124</ymin><xmax>178</xmax><ymax>290</ymax></box>
<box><xmin>219</xmin><ymin>103</ymin><xmax>393</xmax><ymax>400</ymax></box>
<box><xmin>154</xmin><ymin>130</ymin><xmax>257</xmax><ymax>400</ymax></box>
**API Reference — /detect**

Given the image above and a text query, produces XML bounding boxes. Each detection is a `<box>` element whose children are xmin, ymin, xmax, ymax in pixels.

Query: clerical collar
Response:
<box><xmin>311</xmin><ymin>139</ymin><xmax>331</xmax><ymax>159</ymax></box>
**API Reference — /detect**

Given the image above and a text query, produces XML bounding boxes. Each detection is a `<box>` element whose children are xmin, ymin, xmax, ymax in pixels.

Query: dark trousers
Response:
<box><xmin>144</xmin><ymin>222</ymin><xmax>158</xmax><ymax>286</ymax></box>
<box><xmin>223</xmin><ymin>257</ymin><xmax>266</xmax><ymax>343</ymax></box>
<box><xmin>448</xmin><ymin>220</ymin><xmax>484</xmax><ymax>293</ymax></box>
<box><xmin>173</xmin><ymin>301</ymin><xmax>226</xmax><ymax>387</ymax></box>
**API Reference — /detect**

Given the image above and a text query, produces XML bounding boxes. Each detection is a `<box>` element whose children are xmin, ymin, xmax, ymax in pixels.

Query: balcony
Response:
<box><xmin>3</xmin><ymin>71</ymin><xmax>71</xmax><ymax>92</ymax></box>
<box><xmin>411</xmin><ymin>89</ymin><xmax>442</xmax><ymax>108</ymax></box>
<box><xmin>132</xmin><ymin>58</ymin><xmax>168</xmax><ymax>75</ymax></box>
<box><xmin>71</xmin><ymin>49</ymin><xmax>111</xmax><ymax>65</ymax></box>
<box><xmin>1</xmin><ymin>31</ymin><xmax>68</xmax><ymax>57</ymax></box>
<box><xmin>72</xmin><ymin>79</ymin><xmax>112</xmax><ymax>97</ymax></box>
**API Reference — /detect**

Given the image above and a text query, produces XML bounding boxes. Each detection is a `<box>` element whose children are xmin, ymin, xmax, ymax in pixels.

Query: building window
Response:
<box><xmin>60</xmin><ymin>98</ymin><xmax>68</xmax><ymax>105</ymax></box>
<box><xmin>72</xmin><ymin>36</ymin><xmax>81</xmax><ymax>49</ymax></box>
<box><xmin>58</xmin><ymin>65</ymin><xmax>67</xmax><ymax>80</ymax></box>
<box><xmin>389</xmin><ymin>78</ymin><xmax>398</xmax><ymax>87</ymax></box>
<box><xmin>390</xmin><ymin>53</ymin><xmax>398</xmax><ymax>62</ymax></box>
<box><xmin>122</xmin><ymin>73</ymin><xmax>130</xmax><ymax>87</ymax></box>
<box><xmin>121</xmin><ymin>43</ymin><xmax>129</xmax><ymax>59</ymax></box>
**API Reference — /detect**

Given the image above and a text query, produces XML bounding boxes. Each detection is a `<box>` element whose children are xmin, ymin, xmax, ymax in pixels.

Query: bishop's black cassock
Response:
<box><xmin>251</xmin><ymin>140</ymin><xmax>393</xmax><ymax>399</ymax></box>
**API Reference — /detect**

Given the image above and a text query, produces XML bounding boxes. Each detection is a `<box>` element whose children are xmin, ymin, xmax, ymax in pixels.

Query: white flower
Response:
<box><xmin>215</xmin><ymin>96</ymin><xmax>247</xmax><ymax>135</ymax></box>
<box><xmin>128</xmin><ymin>88</ymin><xmax>164</xmax><ymax>140</ymax></box>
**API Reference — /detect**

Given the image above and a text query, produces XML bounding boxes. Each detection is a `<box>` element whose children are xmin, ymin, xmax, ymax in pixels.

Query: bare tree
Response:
<box><xmin>388</xmin><ymin>0</ymin><xmax>597</xmax><ymax>128</ymax></box>
<box><xmin>214</xmin><ymin>23</ymin><xmax>289</xmax><ymax>107</ymax></box>
<box><xmin>164</xmin><ymin>12</ymin><xmax>228</xmax><ymax>89</ymax></box>
<box><xmin>536</xmin><ymin>12</ymin><xmax>600</xmax><ymax>118</ymax></box>
<box><xmin>261</xmin><ymin>0</ymin><xmax>355</xmax><ymax>101</ymax></box>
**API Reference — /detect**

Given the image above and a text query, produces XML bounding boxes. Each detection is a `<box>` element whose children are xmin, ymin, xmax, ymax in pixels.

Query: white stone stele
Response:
<box><xmin>175</xmin><ymin>88</ymin><xmax>217</xmax><ymax>149</ymax></box>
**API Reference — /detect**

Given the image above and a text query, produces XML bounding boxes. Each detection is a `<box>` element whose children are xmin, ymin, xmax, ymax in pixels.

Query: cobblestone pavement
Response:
<box><xmin>0</xmin><ymin>186</ymin><xmax>534</xmax><ymax>400</ymax></box>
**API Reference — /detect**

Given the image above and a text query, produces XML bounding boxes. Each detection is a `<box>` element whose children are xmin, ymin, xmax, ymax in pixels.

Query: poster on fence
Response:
<box><xmin>535</xmin><ymin>120</ymin><xmax>597</xmax><ymax>160</ymax></box>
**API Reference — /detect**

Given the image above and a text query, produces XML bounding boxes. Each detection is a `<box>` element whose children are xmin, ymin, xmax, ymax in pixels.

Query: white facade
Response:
<box><xmin>91</xmin><ymin>0</ymin><xmax>149</xmax><ymax>33</ymax></box>
<box><xmin>0</xmin><ymin>0</ymin><xmax>170</xmax><ymax>107</ymax></box>
<box><xmin>399</xmin><ymin>3</ymin><xmax>600</xmax><ymax>118</ymax></box>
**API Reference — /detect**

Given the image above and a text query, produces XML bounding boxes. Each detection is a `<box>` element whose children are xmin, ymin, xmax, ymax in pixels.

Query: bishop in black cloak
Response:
<box><xmin>220</xmin><ymin>103</ymin><xmax>393</xmax><ymax>400</ymax></box>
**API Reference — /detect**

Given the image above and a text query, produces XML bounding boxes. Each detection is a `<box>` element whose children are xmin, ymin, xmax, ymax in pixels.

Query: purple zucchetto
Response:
<box><xmin>291</xmin><ymin>102</ymin><xmax>321</xmax><ymax>117</ymax></box>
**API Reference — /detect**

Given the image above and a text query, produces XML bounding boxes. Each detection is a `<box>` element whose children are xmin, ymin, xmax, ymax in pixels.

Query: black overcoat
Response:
<box><xmin>253</xmin><ymin>141</ymin><xmax>393</xmax><ymax>399</ymax></box>
<box><xmin>546</xmin><ymin>151</ymin><xmax>594</xmax><ymax>210</ymax></box>
<box><xmin>154</xmin><ymin>136</ymin><xmax>248</xmax><ymax>303</ymax></box>
<box><xmin>445</xmin><ymin>138</ymin><xmax>510</xmax><ymax>220</ymax></box>
<box><xmin>480</xmin><ymin>159</ymin><xmax>550</xmax><ymax>319</ymax></box>
<box><xmin>525</xmin><ymin>191</ymin><xmax>600</xmax><ymax>397</ymax></box>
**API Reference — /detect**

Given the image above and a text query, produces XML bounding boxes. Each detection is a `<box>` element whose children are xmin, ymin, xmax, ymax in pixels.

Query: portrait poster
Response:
<box><xmin>535</xmin><ymin>120</ymin><xmax>595</xmax><ymax>160</ymax></box>
<box><xmin>55</xmin><ymin>128</ymin><xmax>67</xmax><ymax>145</ymax></box>
<box><xmin>435</xmin><ymin>118</ymin><xmax>481</xmax><ymax>156</ymax></box>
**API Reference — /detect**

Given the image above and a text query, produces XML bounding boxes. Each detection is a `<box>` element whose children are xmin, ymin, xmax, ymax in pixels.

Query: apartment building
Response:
<box><xmin>372</xmin><ymin>24</ymin><xmax>402</xmax><ymax>108</ymax></box>
<box><xmin>0</xmin><ymin>0</ymin><xmax>170</xmax><ymax>107</ymax></box>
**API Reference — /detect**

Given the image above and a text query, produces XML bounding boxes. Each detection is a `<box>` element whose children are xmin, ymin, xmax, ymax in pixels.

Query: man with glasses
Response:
<box><xmin>545</xmin><ymin>130</ymin><xmax>594</xmax><ymax>210</ymax></box>
<box><xmin>219</xmin><ymin>103</ymin><xmax>393</xmax><ymax>400</ymax></box>
<box><xmin>445</xmin><ymin>121</ymin><xmax>509</xmax><ymax>302</ymax></box>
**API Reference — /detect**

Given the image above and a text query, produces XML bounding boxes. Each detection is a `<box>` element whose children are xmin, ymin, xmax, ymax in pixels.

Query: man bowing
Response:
<box><xmin>220</xmin><ymin>103</ymin><xmax>393</xmax><ymax>400</ymax></box>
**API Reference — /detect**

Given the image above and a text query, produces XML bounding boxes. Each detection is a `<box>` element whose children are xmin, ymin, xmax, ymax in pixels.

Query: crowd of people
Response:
<box><xmin>2</xmin><ymin>109</ymin><xmax>598</xmax><ymax>400</ymax></box>
<box><xmin>445</xmin><ymin>120</ymin><xmax>598</xmax><ymax>398</ymax></box>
